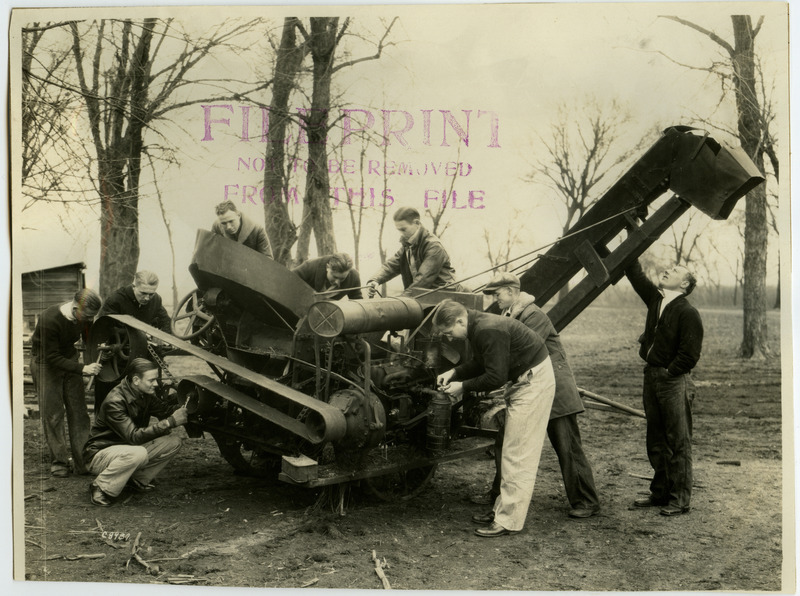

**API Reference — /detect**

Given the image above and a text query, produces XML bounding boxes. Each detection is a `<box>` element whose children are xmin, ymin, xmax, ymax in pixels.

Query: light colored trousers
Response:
<box><xmin>493</xmin><ymin>358</ymin><xmax>556</xmax><ymax>531</ymax></box>
<box><xmin>88</xmin><ymin>434</ymin><xmax>182</xmax><ymax>497</ymax></box>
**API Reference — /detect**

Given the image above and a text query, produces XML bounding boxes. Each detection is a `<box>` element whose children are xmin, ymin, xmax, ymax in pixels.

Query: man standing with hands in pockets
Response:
<box><xmin>433</xmin><ymin>299</ymin><xmax>555</xmax><ymax>537</ymax></box>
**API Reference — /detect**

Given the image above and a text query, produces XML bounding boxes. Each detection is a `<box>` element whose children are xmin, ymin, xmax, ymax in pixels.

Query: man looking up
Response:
<box><xmin>30</xmin><ymin>288</ymin><xmax>103</xmax><ymax>477</ymax></box>
<box><xmin>478</xmin><ymin>272</ymin><xmax>600</xmax><ymax>519</ymax></box>
<box><xmin>212</xmin><ymin>201</ymin><xmax>273</xmax><ymax>258</ymax></box>
<box><xmin>84</xmin><ymin>358</ymin><xmax>189</xmax><ymax>507</ymax></box>
<box><xmin>625</xmin><ymin>260</ymin><xmax>703</xmax><ymax>517</ymax></box>
<box><xmin>367</xmin><ymin>207</ymin><xmax>468</xmax><ymax>296</ymax></box>
<box><xmin>434</xmin><ymin>299</ymin><xmax>554</xmax><ymax>538</ymax></box>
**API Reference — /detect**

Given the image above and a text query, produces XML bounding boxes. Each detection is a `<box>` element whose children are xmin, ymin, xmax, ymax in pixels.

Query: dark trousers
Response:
<box><xmin>30</xmin><ymin>359</ymin><xmax>91</xmax><ymax>475</ymax></box>
<box><xmin>642</xmin><ymin>365</ymin><xmax>695</xmax><ymax>509</ymax></box>
<box><xmin>491</xmin><ymin>412</ymin><xmax>600</xmax><ymax>510</ymax></box>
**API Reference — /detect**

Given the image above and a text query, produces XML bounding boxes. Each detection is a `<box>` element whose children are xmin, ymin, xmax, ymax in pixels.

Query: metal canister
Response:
<box><xmin>307</xmin><ymin>297</ymin><xmax>424</xmax><ymax>338</ymax></box>
<box><xmin>426</xmin><ymin>391</ymin><xmax>452</xmax><ymax>456</ymax></box>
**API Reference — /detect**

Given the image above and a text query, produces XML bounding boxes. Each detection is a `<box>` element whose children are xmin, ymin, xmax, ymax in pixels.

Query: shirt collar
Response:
<box><xmin>60</xmin><ymin>301</ymin><xmax>76</xmax><ymax>321</ymax></box>
<box><xmin>659</xmin><ymin>288</ymin><xmax>684</xmax><ymax>308</ymax></box>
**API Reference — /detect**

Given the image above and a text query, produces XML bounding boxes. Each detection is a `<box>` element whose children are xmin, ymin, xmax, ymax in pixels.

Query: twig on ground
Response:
<box><xmin>301</xmin><ymin>578</ymin><xmax>319</xmax><ymax>588</ymax></box>
<box><xmin>26</xmin><ymin>538</ymin><xmax>43</xmax><ymax>549</ymax></box>
<box><xmin>372</xmin><ymin>550</ymin><xmax>392</xmax><ymax>589</ymax></box>
<box><xmin>65</xmin><ymin>554</ymin><xmax>106</xmax><ymax>560</ymax></box>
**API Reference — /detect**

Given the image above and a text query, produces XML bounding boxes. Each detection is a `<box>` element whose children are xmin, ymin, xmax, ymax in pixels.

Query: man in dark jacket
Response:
<box><xmin>30</xmin><ymin>288</ymin><xmax>103</xmax><ymax>477</ymax></box>
<box><xmin>367</xmin><ymin>207</ymin><xmax>468</xmax><ymax>296</ymax></box>
<box><xmin>292</xmin><ymin>253</ymin><xmax>363</xmax><ymax>300</ymax></box>
<box><xmin>94</xmin><ymin>271</ymin><xmax>172</xmax><ymax>411</ymax></box>
<box><xmin>212</xmin><ymin>201</ymin><xmax>273</xmax><ymax>258</ymax></box>
<box><xmin>84</xmin><ymin>358</ymin><xmax>189</xmax><ymax>506</ymax></box>
<box><xmin>478</xmin><ymin>272</ymin><xmax>600</xmax><ymax>519</ymax></box>
<box><xmin>625</xmin><ymin>260</ymin><xmax>703</xmax><ymax>516</ymax></box>
<box><xmin>434</xmin><ymin>300</ymin><xmax>554</xmax><ymax>538</ymax></box>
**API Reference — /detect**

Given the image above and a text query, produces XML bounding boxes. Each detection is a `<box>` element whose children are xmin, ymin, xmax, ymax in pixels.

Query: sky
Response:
<box><xmin>11</xmin><ymin>2</ymin><xmax>789</xmax><ymax>304</ymax></box>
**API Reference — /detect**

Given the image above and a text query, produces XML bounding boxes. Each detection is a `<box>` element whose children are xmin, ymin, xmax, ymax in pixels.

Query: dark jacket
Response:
<box><xmin>496</xmin><ymin>292</ymin><xmax>584</xmax><ymax>419</ymax></box>
<box><xmin>292</xmin><ymin>257</ymin><xmax>363</xmax><ymax>300</ymax></box>
<box><xmin>30</xmin><ymin>304</ymin><xmax>88</xmax><ymax>375</ymax></box>
<box><xmin>98</xmin><ymin>285</ymin><xmax>171</xmax><ymax>332</ymax></box>
<box><xmin>212</xmin><ymin>213</ymin><xmax>273</xmax><ymax>258</ymax></box>
<box><xmin>625</xmin><ymin>261</ymin><xmax>703</xmax><ymax>376</ymax></box>
<box><xmin>83</xmin><ymin>378</ymin><xmax>180</xmax><ymax>462</ymax></box>
<box><xmin>454</xmin><ymin>310</ymin><xmax>549</xmax><ymax>394</ymax></box>
<box><xmin>371</xmin><ymin>226</ymin><xmax>467</xmax><ymax>294</ymax></box>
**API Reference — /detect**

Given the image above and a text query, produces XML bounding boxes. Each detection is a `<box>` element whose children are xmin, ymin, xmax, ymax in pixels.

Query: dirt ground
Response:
<box><xmin>20</xmin><ymin>305</ymin><xmax>786</xmax><ymax>591</ymax></box>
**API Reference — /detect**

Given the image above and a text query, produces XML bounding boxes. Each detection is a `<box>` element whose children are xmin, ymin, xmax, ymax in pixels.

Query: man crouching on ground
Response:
<box><xmin>433</xmin><ymin>299</ymin><xmax>555</xmax><ymax>537</ymax></box>
<box><xmin>83</xmin><ymin>358</ymin><xmax>189</xmax><ymax>507</ymax></box>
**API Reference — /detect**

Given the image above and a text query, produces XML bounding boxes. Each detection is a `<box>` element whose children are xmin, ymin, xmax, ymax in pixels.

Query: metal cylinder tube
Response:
<box><xmin>307</xmin><ymin>297</ymin><xmax>424</xmax><ymax>338</ymax></box>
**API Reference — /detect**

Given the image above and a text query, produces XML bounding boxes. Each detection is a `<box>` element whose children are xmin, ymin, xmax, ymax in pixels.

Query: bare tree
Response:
<box><xmin>527</xmin><ymin>97</ymin><xmax>644</xmax><ymax>298</ymax></box>
<box><xmin>25</xmin><ymin>18</ymin><xmax>268</xmax><ymax>296</ymax></box>
<box><xmin>662</xmin><ymin>15</ymin><xmax>777</xmax><ymax>359</ymax></box>
<box><xmin>483</xmin><ymin>210</ymin><xmax>525</xmax><ymax>271</ymax></box>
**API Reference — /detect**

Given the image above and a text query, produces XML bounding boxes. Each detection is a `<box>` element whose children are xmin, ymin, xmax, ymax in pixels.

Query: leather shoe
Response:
<box><xmin>471</xmin><ymin>511</ymin><xmax>495</xmax><ymax>524</ymax></box>
<box><xmin>568</xmin><ymin>506</ymin><xmax>600</xmax><ymax>519</ymax></box>
<box><xmin>90</xmin><ymin>483</ymin><xmax>112</xmax><ymax>507</ymax></box>
<box><xmin>469</xmin><ymin>491</ymin><xmax>498</xmax><ymax>506</ymax></box>
<box><xmin>660</xmin><ymin>505</ymin><xmax>690</xmax><ymax>516</ymax></box>
<box><xmin>126</xmin><ymin>478</ymin><xmax>155</xmax><ymax>493</ymax></box>
<box><xmin>474</xmin><ymin>522</ymin><xmax>518</xmax><ymax>537</ymax></box>
<box><xmin>633</xmin><ymin>496</ymin><xmax>668</xmax><ymax>508</ymax></box>
<box><xmin>51</xmin><ymin>468</ymin><xmax>69</xmax><ymax>478</ymax></box>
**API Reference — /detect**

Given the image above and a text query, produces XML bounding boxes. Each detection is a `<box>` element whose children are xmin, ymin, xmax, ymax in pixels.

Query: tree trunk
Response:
<box><xmin>732</xmin><ymin>16</ymin><xmax>770</xmax><ymax>359</ymax></box>
<box><xmin>295</xmin><ymin>17</ymin><xmax>338</xmax><ymax>263</ymax></box>
<box><xmin>263</xmin><ymin>18</ymin><xmax>306</xmax><ymax>266</ymax></box>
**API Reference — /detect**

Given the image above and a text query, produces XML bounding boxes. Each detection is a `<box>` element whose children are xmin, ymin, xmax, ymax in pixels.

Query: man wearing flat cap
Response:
<box><xmin>476</xmin><ymin>271</ymin><xmax>600</xmax><ymax>519</ymax></box>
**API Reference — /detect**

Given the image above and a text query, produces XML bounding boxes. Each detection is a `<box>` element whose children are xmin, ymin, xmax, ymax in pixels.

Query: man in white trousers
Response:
<box><xmin>434</xmin><ymin>299</ymin><xmax>555</xmax><ymax>537</ymax></box>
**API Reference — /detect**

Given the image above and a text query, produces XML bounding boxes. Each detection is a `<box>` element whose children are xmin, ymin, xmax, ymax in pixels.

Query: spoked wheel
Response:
<box><xmin>88</xmin><ymin>317</ymin><xmax>149</xmax><ymax>383</ymax></box>
<box><xmin>171</xmin><ymin>289</ymin><xmax>216</xmax><ymax>340</ymax></box>
<box><xmin>365</xmin><ymin>464</ymin><xmax>438</xmax><ymax>502</ymax></box>
<box><xmin>210</xmin><ymin>433</ymin><xmax>281</xmax><ymax>478</ymax></box>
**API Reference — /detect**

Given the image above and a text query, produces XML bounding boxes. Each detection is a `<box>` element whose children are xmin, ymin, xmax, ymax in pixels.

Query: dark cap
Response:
<box><xmin>482</xmin><ymin>272</ymin><xmax>521</xmax><ymax>294</ymax></box>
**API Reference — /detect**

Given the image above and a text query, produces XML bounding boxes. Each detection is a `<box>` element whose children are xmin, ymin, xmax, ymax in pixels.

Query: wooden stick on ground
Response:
<box><xmin>372</xmin><ymin>550</ymin><xmax>391</xmax><ymax>589</ymax></box>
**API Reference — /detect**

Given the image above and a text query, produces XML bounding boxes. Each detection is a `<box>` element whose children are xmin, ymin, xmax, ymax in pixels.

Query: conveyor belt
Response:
<box><xmin>106</xmin><ymin>314</ymin><xmax>347</xmax><ymax>442</ymax></box>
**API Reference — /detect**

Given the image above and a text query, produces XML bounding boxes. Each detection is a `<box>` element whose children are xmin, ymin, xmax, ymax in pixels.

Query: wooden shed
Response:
<box><xmin>21</xmin><ymin>262</ymin><xmax>86</xmax><ymax>336</ymax></box>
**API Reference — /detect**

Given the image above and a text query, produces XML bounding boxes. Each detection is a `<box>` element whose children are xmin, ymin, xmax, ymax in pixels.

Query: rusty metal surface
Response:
<box><xmin>105</xmin><ymin>314</ymin><xmax>347</xmax><ymax>442</ymax></box>
<box><xmin>179</xmin><ymin>374</ymin><xmax>326</xmax><ymax>444</ymax></box>
<box><xmin>189</xmin><ymin>230</ymin><xmax>315</xmax><ymax>325</ymax></box>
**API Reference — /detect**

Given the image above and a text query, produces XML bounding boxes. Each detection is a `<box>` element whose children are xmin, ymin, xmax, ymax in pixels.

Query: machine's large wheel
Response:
<box><xmin>88</xmin><ymin>317</ymin><xmax>149</xmax><ymax>383</ymax></box>
<box><xmin>210</xmin><ymin>433</ymin><xmax>281</xmax><ymax>478</ymax></box>
<box><xmin>365</xmin><ymin>464</ymin><xmax>437</xmax><ymax>502</ymax></box>
<box><xmin>171</xmin><ymin>289</ymin><xmax>216</xmax><ymax>340</ymax></box>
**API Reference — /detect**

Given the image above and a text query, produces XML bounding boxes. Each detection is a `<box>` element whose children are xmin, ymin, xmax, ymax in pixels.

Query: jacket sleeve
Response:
<box><xmin>347</xmin><ymin>270</ymin><xmax>364</xmax><ymax>300</ymax></box>
<box><xmin>624</xmin><ymin>260</ymin><xmax>660</xmax><ymax>305</ymax></box>
<box><xmin>407</xmin><ymin>241</ymin><xmax>448</xmax><ymax>290</ymax></box>
<box><xmin>371</xmin><ymin>248</ymin><xmax>403</xmax><ymax>285</ymax></box>
<box><xmin>255</xmin><ymin>227</ymin><xmax>273</xmax><ymax>258</ymax></box>
<box><xmin>97</xmin><ymin>292</ymin><xmax>123</xmax><ymax>318</ymax></box>
<box><xmin>291</xmin><ymin>261</ymin><xmax>315</xmax><ymax>288</ymax></box>
<box><xmin>104</xmin><ymin>399</ymin><xmax>175</xmax><ymax>446</ymax></box>
<box><xmin>667</xmin><ymin>308</ymin><xmax>704</xmax><ymax>376</ymax></box>
<box><xmin>457</xmin><ymin>329</ymin><xmax>511</xmax><ymax>393</ymax></box>
<box><xmin>151</xmin><ymin>295</ymin><xmax>172</xmax><ymax>333</ymax></box>
<box><xmin>41</xmin><ymin>323</ymin><xmax>84</xmax><ymax>374</ymax></box>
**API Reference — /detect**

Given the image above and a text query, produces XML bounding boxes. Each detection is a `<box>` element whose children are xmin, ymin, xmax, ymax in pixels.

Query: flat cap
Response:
<box><xmin>482</xmin><ymin>272</ymin><xmax>520</xmax><ymax>294</ymax></box>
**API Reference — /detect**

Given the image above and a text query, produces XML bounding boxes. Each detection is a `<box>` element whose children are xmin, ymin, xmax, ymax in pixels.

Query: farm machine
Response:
<box><xmin>87</xmin><ymin>126</ymin><xmax>763</xmax><ymax>501</ymax></box>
